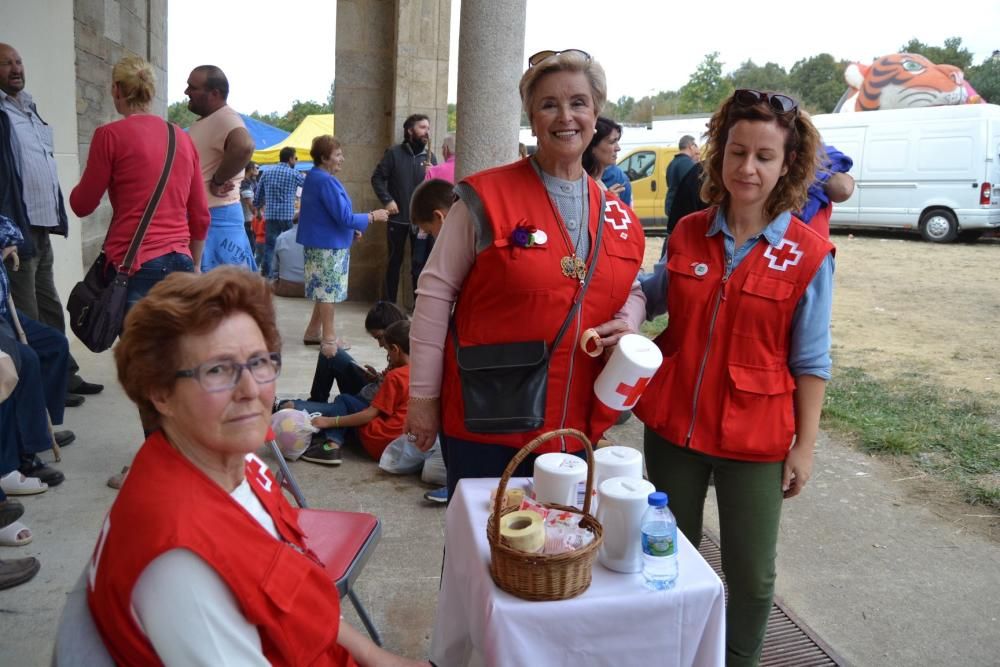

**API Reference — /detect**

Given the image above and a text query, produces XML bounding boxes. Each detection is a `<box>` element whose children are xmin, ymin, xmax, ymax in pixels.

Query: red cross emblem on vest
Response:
<box><xmin>604</xmin><ymin>200</ymin><xmax>630</xmax><ymax>230</ymax></box>
<box><xmin>762</xmin><ymin>239</ymin><xmax>803</xmax><ymax>272</ymax></box>
<box><xmin>615</xmin><ymin>376</ymin><xmax>650</xmax><ymax>408</ymax></box>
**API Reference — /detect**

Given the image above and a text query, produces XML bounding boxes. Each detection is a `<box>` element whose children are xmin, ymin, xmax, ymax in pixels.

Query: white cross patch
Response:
<box><xmin>604</xmin><ymin>199</ymin><xmax>631</xmax><ymax>230</ymax></box>
<box><xmin>762</xmin><ymin>239</ymin><xmax>803</xmax><ymax>272</ymax></box>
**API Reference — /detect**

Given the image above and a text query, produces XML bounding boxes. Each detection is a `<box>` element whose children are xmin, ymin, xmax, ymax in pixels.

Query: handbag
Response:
<box><xmin>454</xmin><ymin>194</ymin><xmax>605</xmax><ymax>434</ymax></box>
<box><xmin>67</xmin><ymin>122</ymin><xmax>177</xmax><ymax>353</ymax></box>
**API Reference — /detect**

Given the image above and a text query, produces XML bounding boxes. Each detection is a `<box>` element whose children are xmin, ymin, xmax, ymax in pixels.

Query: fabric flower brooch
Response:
<box><xmin>509</xmin><ymin>223</ymin><xmax>547</xmax><ymax>248</ymax></box>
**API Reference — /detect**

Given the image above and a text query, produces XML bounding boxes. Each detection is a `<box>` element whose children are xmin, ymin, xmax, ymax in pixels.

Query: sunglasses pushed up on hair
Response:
<box><xmin>733</xmin><ymin>89</ymin><xmax>799</xmax><ymax>115</ymax></box>
<box><xmin>527</xmin><ymin>49</ymin><xmax>592</xmax><ymax>68</ymax></box>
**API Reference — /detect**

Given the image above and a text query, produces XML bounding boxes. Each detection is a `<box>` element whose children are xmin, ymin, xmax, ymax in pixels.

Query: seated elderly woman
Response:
<box><xmin>87</xmin><ymin>267</ymin><xmax>428</xmax><ymax>667</ymax></box>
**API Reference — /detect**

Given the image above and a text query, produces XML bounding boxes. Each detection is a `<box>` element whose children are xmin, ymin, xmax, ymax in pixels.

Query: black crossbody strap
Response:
<box><xmin>118</xmin><ymin>122</ymin><xmax>177</xmax><ymax>275</ymax></box>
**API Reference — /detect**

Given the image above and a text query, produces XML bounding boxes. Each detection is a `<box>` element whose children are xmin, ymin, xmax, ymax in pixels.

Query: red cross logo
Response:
<box><xmin>762</xmin><ymin>239</ymin><xmax>803</xmax><ymax>272</ymax></box>
<box><xmin>615</xmin><ymin>376</ymin><xmax>651</xmax><ymax>408</ymax></box>
<box><xmin>604</xmin><ymin>200</ymin><xmax>631</xmax><ymax>230</ymax></box>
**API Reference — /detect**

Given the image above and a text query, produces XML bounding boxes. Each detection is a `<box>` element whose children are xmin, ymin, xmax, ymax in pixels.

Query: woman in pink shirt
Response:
<box><xmin>70</xmin><ymin>56</ymin><xmax>209</xmax><ymax>311</ymax></box>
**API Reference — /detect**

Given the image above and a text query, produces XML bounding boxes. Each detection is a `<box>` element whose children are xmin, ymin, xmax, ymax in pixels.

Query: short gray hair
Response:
<box><xmin>519</xmin><ymin>51</ymin><xmax>606</xmax><ymax>123</ymax></box>
<box><xmin>679</xmin><ymin>135</ymin><xmax>697</xmax><ymax>150</ymax></box>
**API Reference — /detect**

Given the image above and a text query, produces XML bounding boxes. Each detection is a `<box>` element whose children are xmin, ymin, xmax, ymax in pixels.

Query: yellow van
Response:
<box><xmin>617</xmin><ymin>145</ymin><xmax>680</xmax><ymax>230</ymax></box>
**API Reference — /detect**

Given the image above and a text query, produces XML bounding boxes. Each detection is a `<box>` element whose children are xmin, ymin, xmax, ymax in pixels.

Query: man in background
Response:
<box><xmin>0</xmin><ymin>42</ymin><xmax>100</xmax><ymax>405</ymax></box>
<box><xmin>185</xmin><ymin>65</ymin><xmax>256</xmax><ymax>272</ymax></box>
<box><xmin>424</xmin><ymin>135</ymin><xmax>456</xmax><ymax>184</ymax></box>
<box><xmin>254</xmin><ymin>147</ymin><xmax>304</xmax><ymax>277</ymax></box>
<box><xmin>371</xmin><ymin>113</ymin><xmax>436</xmax><ymax>304</ymax></box>
<box><xmin>664</xmin><ymin>134</ymin><xmax>699</xmax><ymax>219</ymax></box>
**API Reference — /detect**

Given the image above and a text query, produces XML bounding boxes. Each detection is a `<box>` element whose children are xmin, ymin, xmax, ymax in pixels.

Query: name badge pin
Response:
<box><xmin>532</xmin><ymin>229</ymin><xmax>548</xmax><ymax>245</ymax></box>
<box><xmin>693</xmin><ymin>262</ymin><xmax>709</xmax><ymax>276</ymax></box>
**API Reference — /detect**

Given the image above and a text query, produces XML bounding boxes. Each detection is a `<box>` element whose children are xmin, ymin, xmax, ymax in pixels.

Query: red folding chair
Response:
<box><xmin>266</xmin><ymin>440</ymin><xmax>383</xmax><ymax>646</ymax></box>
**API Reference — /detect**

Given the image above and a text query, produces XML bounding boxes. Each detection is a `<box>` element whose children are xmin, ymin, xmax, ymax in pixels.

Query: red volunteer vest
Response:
<box><xmin>87</xmin><ymin>432</ymin><xmax>357</xmax><ymax>667</ymax></box>
<box><xmin>634</xmin><ymin>208</ymin><xmax>834</xmax><ymax>461</ymax></box>
<box><xmin>441</xmin><ymin>158</ymin><xmax>645</xmax><ymax>450</ymax></box>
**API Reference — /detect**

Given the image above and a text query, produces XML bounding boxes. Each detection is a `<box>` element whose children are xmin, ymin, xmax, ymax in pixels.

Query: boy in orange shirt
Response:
<box><xmin>300</xmin><ymin>320</ymin><xmax>410</xmax><ymax>465</ymax></box>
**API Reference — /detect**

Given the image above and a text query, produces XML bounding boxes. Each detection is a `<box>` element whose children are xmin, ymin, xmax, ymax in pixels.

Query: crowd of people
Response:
<box><xmin>0</xmin><ymin>39</ymin><xmax>851</xmax><ymax>666</ymax></box>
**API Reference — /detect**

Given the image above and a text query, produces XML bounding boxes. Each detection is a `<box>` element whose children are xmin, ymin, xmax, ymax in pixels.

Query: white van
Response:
<box><xmin>812</xmin><ymin>103</ymin><xmax>1000</xmax><ymax>242</ymax></box>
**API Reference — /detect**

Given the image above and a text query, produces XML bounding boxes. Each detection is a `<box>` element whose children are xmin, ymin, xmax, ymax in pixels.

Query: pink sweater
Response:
<box><xmin>70</xmin><ymin>115</ymin><xmax>210</xmax><ymax>271</ymax></box>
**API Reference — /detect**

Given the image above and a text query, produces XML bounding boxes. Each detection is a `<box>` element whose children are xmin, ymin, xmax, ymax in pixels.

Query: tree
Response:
<box><xmin>167</xmin><ymin>100</ymin><xmax>197</xmax><ymax>128</ymax></box>
<box><xmin>968</xmin><ymin>54</ymin><xmax>1000</xmax><ymax>104</ymax></box>
<box><xmin>327</xmin><ymin>80</ymin><xmax>335</xmax><ymax>110</ymax></box>
<box><xmin>447</xmin><ymin>103</ymin><xmax>457</xmax><ymax>132</ymax></box>
<box><xmin>787</xmin><ymin>54</ymin><xmax>845</xmax><ymax>113</ymax></box>
<box><xmin>729</xmin><ymin>60</ymin><xmax>789</xmax><ymax>94</ymax></box>
<box><xmin>897</xmin><ymin>37</ymin><xmax>974</xmax><ymax>71</ymax></box>
<box><xmin>678</xmin><ymin>53</ymin><xmax>732</xmax><ymax>114</ymax></box>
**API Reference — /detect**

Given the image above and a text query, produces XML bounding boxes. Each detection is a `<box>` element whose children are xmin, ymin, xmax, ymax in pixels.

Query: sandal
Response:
<box><xmin>0</xmin><ymin>499</ymin><xmax>24</xmax><ymax>525</ymax></box>
<box><xmin>303</xmin><ymin>335</ymin><xmax>322</xmax><ymax>346</ymax></box>
<box><xmin>0</xmin><ymin>471</ymin><xmax>48</xmax><ymax>496</ymax></box>
<box><xmin>107</xmin><ymin>466</ymin><xmax>130</xmax><ymax>490</ymax></box>
<box><xmin>0</xmin><ymin>520</ymin><xmax>32</xmax><ymax>547</ymax></box>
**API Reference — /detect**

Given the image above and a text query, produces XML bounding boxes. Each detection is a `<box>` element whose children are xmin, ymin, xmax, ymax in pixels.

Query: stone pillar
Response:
<box><xmin>336</xmin><ymin>0</ymin><xmax>451</xmax><ymax>305</ymax></box>
<box><xmin>454</xmin><ymin>0</ymin><xmax>526</xmax><ymax>180</ymax></box>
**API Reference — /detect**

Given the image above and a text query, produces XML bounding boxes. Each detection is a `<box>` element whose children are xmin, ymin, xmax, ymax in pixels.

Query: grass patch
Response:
<box><xmin>824</xmin><ymin>365</ymin><xmax>1000</xmax><ymax>509</ymax></box>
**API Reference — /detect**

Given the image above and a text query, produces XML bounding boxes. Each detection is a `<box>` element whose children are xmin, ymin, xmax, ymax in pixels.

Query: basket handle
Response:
<box><xmin>488</xmin><ymin>428</ymin><xmax>596</xmax><ymax>546</ymax></box>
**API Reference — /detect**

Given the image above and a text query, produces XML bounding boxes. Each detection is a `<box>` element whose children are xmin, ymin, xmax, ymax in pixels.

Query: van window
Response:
<box><xmin>621</xmin><ymin>151</ymin><xmax>656</xmax><ymax>182</ymax></box>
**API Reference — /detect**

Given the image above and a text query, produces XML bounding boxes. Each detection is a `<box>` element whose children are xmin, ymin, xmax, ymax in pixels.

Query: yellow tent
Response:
<box><xmin>252</xmin><ymin>114</ymin><xmax>334</xmax><ymax>164</ymax></box>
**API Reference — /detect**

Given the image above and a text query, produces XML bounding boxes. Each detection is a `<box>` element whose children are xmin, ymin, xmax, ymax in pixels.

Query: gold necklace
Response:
<box><xmin>549</xmin><ymin>176</ymin><xmax>588</xmax><ymax>281</ymax></box>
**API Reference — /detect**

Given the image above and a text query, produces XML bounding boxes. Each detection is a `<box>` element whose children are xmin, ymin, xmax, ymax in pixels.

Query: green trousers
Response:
<box><xmin>643</xmin><ymin>427</ymin><xmax>784</xmax><ymax>667</ymax></box>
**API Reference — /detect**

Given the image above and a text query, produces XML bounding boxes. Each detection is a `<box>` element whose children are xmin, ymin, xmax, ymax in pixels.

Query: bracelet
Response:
<box><xmin>334</xmin><ymin>416</ymin><xmax>340</xmax><ymax>427</ymax></box>
<box><xmin>368</xmin><ymin>211</ymin><xmax>374</xmax><ymax>224</ymax></box>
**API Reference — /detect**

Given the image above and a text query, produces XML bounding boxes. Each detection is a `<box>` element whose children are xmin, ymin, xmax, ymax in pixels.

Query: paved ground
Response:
<box><xmin>2</xmin><ymin>295</ymin><xmax>998</xmax><ymax>665</ymax></box>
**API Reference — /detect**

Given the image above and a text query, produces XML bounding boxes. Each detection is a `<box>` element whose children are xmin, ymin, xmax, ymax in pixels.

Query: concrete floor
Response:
<box><xmin>2</xmin><ymin>295</ymin><xmax>999</xmax><ymax>666</ymax></box>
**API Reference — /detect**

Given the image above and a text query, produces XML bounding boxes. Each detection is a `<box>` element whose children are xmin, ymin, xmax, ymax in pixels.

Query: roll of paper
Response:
<box><xmin>499</xmin><ymin>510</ymin><xmax>545</xmax><ymax>553</ymax></box>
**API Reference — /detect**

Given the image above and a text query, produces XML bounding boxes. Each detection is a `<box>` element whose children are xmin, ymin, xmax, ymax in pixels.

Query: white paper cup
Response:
<box><xmin>594</xmin><ymin>333</ymin><xmax>663</xmax><ymax>410</ymax></box>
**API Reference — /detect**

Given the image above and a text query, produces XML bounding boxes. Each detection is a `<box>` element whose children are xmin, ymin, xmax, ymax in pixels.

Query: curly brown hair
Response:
<box><xmin>114</xmin><ymin>267</ymin><xmax>282</xmax><ymax>429</ymax></box>
<box><xmin>699</xmin><ymin>92</ymin><xmax>821</xmax><ymax>221</ymax></box>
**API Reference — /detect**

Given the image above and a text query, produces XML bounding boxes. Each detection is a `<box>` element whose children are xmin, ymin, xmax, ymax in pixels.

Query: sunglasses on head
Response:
<box><xmin>528</xmin><ymin>49</ymin><xmax>592</xmax><ymax>68</ymax></box>
<box><xmin>733</xmin><ymin>89</ymin><xmax>798</xmax><ymax>115</ymax></box>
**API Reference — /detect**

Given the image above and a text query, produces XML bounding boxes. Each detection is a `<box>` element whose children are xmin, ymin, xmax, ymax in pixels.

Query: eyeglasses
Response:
<box><xmin>733</xmin><ymin>89</ymin><xmax>798</xmax><ymax>115</ymax></box>
<box><xmin>175</xmin><ymin>353</ymin><xmax>282</xmax><ymax>393</ymax></box>
<box><xmin>528</xmin><ymin>49</ymin><xmax>592</xmax><ymax>68</ymax></box>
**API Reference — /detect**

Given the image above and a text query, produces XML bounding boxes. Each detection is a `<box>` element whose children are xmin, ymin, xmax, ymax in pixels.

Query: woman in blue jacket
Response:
<box><xmin>297</xmin><ymin>135</ymin><xmax>389</xmax><ymax>358</ymax></box>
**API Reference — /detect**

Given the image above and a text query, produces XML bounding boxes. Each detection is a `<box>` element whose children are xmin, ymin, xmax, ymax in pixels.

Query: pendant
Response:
<box><xmin>560</xmin><ymin>255</ymin><xmax>586</xmax><ymax>280</ymax></box>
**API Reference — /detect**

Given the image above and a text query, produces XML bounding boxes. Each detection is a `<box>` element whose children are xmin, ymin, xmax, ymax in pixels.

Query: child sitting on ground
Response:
<box><xmin>290</xmin><ymin>320</ymin><xmax>410</xmax><ymax>466</ymax></box>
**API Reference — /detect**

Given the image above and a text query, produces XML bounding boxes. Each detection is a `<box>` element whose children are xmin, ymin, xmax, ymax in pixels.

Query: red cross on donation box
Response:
<box><xmin>615</xmin><ymin>376</ymin><xmax>650</xmax><ymax>408</ymax></box>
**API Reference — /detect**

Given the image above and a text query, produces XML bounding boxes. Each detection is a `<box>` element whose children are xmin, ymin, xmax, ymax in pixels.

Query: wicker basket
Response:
<box><xmin>487</xmin><ymin>428</ymin><xmax>603</xmax><ymax>601</ymax></box>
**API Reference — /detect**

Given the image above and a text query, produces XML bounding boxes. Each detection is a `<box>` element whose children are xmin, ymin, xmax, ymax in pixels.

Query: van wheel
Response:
<box><xmin>958</xmin><ymin>229</ymin><xmax>983</xmax><ymax>243</ymax></box>
<box><xmin>919</xmin><ymin>209</ymin><xmax>958</xmax><ymax>243</ymax></box>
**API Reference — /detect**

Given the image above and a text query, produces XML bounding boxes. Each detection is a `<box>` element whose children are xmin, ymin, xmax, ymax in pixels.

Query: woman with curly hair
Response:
<box><xmin>636</xmin><ymin>89</ymin><xmax>833</xmax><ymax>667</ymax></box>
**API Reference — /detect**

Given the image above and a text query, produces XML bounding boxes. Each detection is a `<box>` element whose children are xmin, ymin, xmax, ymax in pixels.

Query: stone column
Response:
<box><xmin>335</xmin><ymin>0</ymin><xmax>451</xmax><ymax>304</ymax></box>
<box><xmin>454</xmin><ymin>0</ymin><xmax>526</xmax><ymax>180</ymax></box>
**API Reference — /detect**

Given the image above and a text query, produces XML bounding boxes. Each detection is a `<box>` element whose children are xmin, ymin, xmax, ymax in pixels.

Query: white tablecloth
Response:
<box><xmin>430</xmin><ymin>478</ymin><xmax>726</xmax><ymax>667</ymax></box>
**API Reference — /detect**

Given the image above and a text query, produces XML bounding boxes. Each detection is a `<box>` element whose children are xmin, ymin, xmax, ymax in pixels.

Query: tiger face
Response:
<box><xmin>840</xmin><ymin>53</ymin><xmax>968</xmax><ymax>112</ymax></box>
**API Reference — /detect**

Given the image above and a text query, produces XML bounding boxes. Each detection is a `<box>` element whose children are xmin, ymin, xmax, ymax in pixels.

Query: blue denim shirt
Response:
<box><xmin>640</xmin><ymin>209</ymin><xmax>834</xmax><ymax>379</ymax></box>
<box><xmin>0</xmin><ymin>214</ymin><xmax>23</xmax><ymax>317</ymax></box>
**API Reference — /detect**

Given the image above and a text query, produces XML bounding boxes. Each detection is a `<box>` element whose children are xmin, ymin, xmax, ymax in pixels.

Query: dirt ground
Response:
<box><xmin>640</xmin><ymin>228</ymin><xmax>1000</xmax><ymax>538</ymax></box>
<box><xmin>641</xmin><ymin>230</ymin><xmax>1000</xmax><ymax>396</ymax></box>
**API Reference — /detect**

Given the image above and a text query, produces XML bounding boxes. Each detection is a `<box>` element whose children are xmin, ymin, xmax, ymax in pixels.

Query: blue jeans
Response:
<box><xmin>126</xmin><ymin>252</ymin><xmax>195</xmax><ymax>311</ymax></box>
<box><xmin>0</xmin><ymin>313</ymin><xmax>68</xmax><ymax>473</ymax></box>
<box><xmin>262</xmin><ymin>219</ymin><xmax>293</xmax><ymax>279</ymax></box>
<box><xmin>289</xmin><ymin>394</ymin><xmax>369</xmax><ymax>445</ymax></box>
<box><xmin>308</xmin><ymin>348</ymin><xmax>369</xmax><ymax>402</ymax></box>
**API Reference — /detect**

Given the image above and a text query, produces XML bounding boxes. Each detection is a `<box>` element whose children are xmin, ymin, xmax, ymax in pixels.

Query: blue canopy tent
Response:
<box><xmin>240</xmin><ymin>114</ymin><xmax>289</xmax><ymax>154</ymax></box>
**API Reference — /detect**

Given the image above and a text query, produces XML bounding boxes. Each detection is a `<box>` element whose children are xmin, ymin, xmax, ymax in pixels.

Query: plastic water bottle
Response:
<box><xmin>641</xmin><ymin>491</ymin><xmax>678</xmax><ymax>590</ymax></box>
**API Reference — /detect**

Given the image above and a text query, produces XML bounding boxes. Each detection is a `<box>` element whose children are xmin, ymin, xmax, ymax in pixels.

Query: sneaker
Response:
<box><xmin>423</xmin><ymin>486</ymin><xmax>448</xmax><ymax>504</ymax></box>
<box><xmin>301</xmin><ymin>441</ymin><xmax>343</xmax><ymax>466</ymax></box>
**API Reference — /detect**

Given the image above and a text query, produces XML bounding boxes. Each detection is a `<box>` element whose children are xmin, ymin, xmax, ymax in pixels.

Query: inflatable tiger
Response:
<box><xmin>834</xmin><ymin>53</ymin><xmax>977</xmax><ymax>113</ymax></box>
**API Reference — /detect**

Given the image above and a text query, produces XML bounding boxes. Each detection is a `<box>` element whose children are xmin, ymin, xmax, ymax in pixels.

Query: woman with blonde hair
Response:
<box><xmin>70</xmin><ymin>55</ymin><xmax>208</xmax><ymax>309</ymax></box>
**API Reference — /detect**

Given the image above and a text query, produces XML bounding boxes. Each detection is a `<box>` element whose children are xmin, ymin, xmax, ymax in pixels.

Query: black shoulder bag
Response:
<box><xmin>453</xmin><ymin>195</ymin><xmax>605</xmax><ymax>434</ymax></box>
<box><xmin>67</xmin><ymin>122</ymin><xmax>177</xmax><ymax>353</ymax></box>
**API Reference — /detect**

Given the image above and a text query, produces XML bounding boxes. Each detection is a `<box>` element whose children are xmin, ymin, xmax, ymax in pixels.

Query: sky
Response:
<box><xmin>167</xmin><ymin>0</ymin><xmax>1000</xmax><ymax>115</ymax></box>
